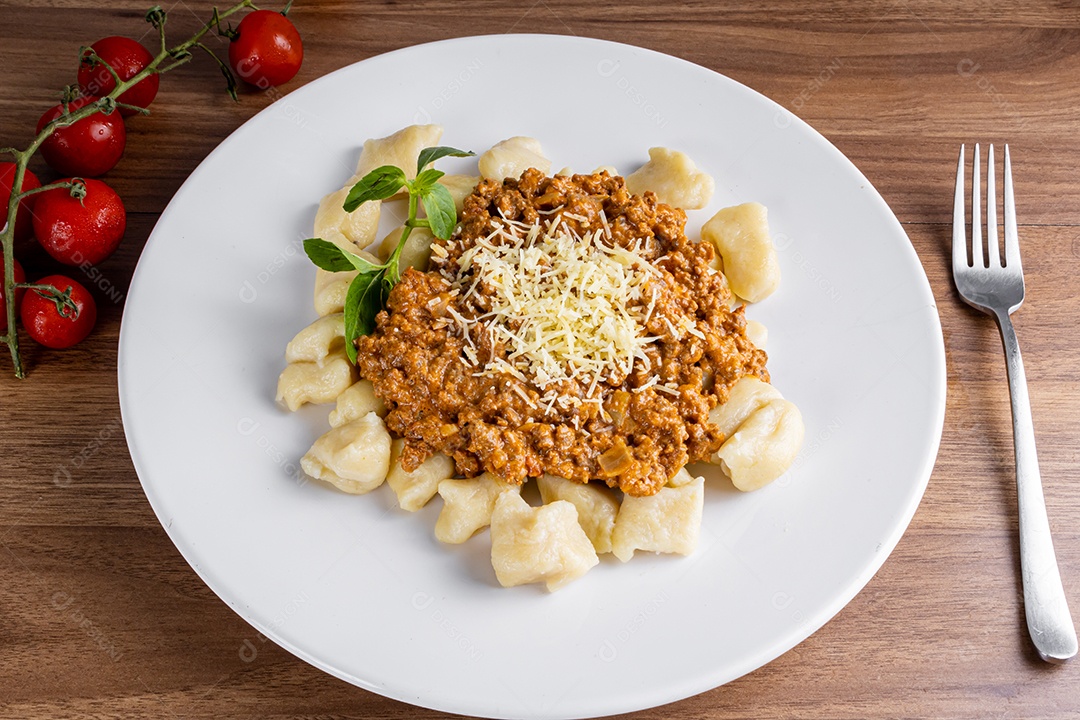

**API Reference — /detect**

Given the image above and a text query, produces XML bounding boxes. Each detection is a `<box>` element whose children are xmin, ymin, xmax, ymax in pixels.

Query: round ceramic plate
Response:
<box><xmin>119</xmin><ymin>34</ymin><xmax>945</xmax><ymax>719</ymax></box>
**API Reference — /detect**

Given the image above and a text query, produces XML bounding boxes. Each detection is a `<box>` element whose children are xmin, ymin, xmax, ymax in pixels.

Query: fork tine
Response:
<box><xmin>972</xmin><ymin>143</ymin><xmax>984</xmax><ymax>267</ymax></box>
<box><xmin>953</xmin><ymin>144</ymin><xmax>968</xmax><ymax>269</ymax></box>
<box><xmin>987</xmin><ymin>144</ymin><xmax>1001</xmax><ymax>267</ymax></box>
<box><xmin>1004</xmin><ymin>144</ymin><xmax>1022</xmax><ymax>271</ymax></box>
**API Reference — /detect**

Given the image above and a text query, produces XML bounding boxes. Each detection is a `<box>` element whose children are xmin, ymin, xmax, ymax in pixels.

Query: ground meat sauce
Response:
<box><xmin>356</xmin><ymin>169</ymin><xmax>768</xmax><ymax>496</ymax></box>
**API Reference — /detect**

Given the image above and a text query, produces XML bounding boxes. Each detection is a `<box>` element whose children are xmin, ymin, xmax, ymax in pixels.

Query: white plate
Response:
<box><xmin>119</xmin><ymin>34</ymin><xmax>945</xmax><ymax>719</ymax></box>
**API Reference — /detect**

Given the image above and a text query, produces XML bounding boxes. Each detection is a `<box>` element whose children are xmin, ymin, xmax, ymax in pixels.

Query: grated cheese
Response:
<box><xmin>443</xmin><ymin>215</ymin><xmax>678</xmax><ymax>404</ymax></box>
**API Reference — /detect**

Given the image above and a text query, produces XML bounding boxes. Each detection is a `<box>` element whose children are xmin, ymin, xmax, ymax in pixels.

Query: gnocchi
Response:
<box><xmin>478</xmin><ymin>136</ymin><xmax>551</xmax><ymax>180</ymax></box>
<box><xmin>714</xmin><ymin>398</ymin><xmax>804</xmax><ymax>492</ymax></box>
<box><xmin>313</xmin><ymin>267</ymin><xmax>359</xmax><ymax>316</ymax></box>
<box><xmin>611</xmin><ymin>476</ymin><xmax>704</xmax><ymax>562</ymax></box>
<box><xmin>314</xmin><ymin>187</ymin><xmax>380</xmax><ymax>250</ymax></box>
<box><xmin>745</xmin><ymin>319</ymin><xmax>768</xmax><ymax>350</ymax></box>
<box><xmin>667</xmin><ymin>467</ymin><xmax>697</xmax><ymax>488</ymax></box>
<box><xmin>328</xmin><ymin>379</ymin><xmax>387</xmax><ymax>427</ymax></box>
<box><xmin>708</xmin><ymin>375</ymin><xmax>782</xmax><ymax>438</ymax></box>
<box><xmin>285</xmin><ymin>313</ymin><xmax>345</xmax><ymax>366</ymax></box>
<box><xmin>490</xmin><ymin>493</ymin><xmax>599</xmax><ymax>591</ymax></box>
<box><xmin>386</xmin><ymin>439</ymin><xmax>454</xmax><ymax>512</ymax></box>
<box><xmin>701</xmin><ymin>202</ymin><xmax>780</xmax><ymax>303</ymax></box>
<box><xmin>434</xmin><ymin>472</ymin><xmax>522</xmax><ymax>544</ymax></box>
<box><xmin>437</xmin><ymin>174</ymin><xmax>482</xmax><ymax>214</ymax></box>
<box><xmin>625</xmin><ymin>147</ymin><xmax>714</xmax><ymax>210</ymax></box>
<box><xmin>282</xmin><ymin>128</ymin><xmax>807</xmax><ymax>591</ymax></box>
<box><xmin>356</xmin><ymin>124</ymin><xmax>444</xmax><ymax>180</ymax></box>
<box><xmin>276</xmin><ymin>351</ymin><xmax>356</xmax><ymax>411</ymax></box>
<box><xmin>537</xmin><ymin>474</ymin><xmax>619</xmax><ymax>554</ymax></box>
<box><xmin>300</xmin><ymin>412</ymin><xmax>392</xmax><ymax>495</ymax></box>
<box><xmin>377</xmin><ymin>225</ymin><xmax>435</xmax><ymax>272</ymax></box>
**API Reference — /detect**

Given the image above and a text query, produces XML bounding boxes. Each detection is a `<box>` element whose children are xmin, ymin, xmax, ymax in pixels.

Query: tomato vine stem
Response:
<box><xmin>1</xmin><ymin>0</ymin><xmax>259</xmax><ymax>378</ymax></box>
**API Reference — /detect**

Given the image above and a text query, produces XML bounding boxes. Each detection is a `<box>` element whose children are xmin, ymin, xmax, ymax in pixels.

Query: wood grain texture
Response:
<box><xmin>1</xmin><ymin>1</ymin><xmax>1079</xmax><ymax>718</ymax></box>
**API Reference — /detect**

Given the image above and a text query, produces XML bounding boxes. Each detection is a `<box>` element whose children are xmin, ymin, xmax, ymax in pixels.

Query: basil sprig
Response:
<box><xmin>303</xmin><ymin>144</ymin><xmax>474</xmax><ymax>363</ymax></box>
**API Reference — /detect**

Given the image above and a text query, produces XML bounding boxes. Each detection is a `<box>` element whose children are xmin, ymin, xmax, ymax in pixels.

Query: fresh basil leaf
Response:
<box><xmin>343</xmin><ymin>250</ymin><xmax>384</xmax><ymax>274</ymax></box>
<box><xmin>415</xmin><ymin>146</ymin><xmax>475</xmax><ymax>175</ymax></box>
<box><xmin>304</xmin><ymin>238</ymin><xmax>384</xmax><ymax>274</ymax></box>
<box><xmin>343</xmin><ymin>165</ymin><xmax>407</xmax><ymax>211</ymax></box>
<box><xmin>304</xmin><ymin>238</ymin><xmax>356</xmax><ymax>272</ymax></box>
<box><xmin>411</xmin><ymin>167</ymin><xmax>445</xmax><ymax>195</ymax></box>
<box><xmin>356</xmin><ymin>270</ymin><xmax>386</xmax><ymax>338</ymax></box>
<box><xmin>343</xmin><ymin>270</ymin><xmax>383</xmax><ymax>363</ymax></box>
<box><xmin>421</xmin><ymin>183</ymin><xmax>458</xmax><ymax>240</ymax></box>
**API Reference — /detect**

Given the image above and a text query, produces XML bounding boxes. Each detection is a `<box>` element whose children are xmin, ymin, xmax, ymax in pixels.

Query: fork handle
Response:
<box><xmin>994</xmin><ymin>309</ymin><xmax>1078</xmax><ymax>662</ymax></box>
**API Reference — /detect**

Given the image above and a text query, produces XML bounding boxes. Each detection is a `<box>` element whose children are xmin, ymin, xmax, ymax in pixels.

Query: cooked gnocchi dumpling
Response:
<box><xmin>714</xmin><ymin>398</ymin><xmax>804</xmax><ymax>492</ymax></box>
<box><xmin>314</xmin><ymin>187</ymin><xmax>381</xmax><ymax>250</ymax></box>
<box><xmin>537</xmin><ymin>474</ymin><xmax>619</xmax><ymax>554</ymax></box>
<box><xmin>314</xmin><ymin>269</ymin><xmax>356</xmax><ymax>316</ymax></box>
<box><xmin>708</xmin><ymin>375</ymin><xmax>782</xmax><ymax>438</ymax></box>
<box><xmin>745</xmin><ymin>319</ymin><xmax>768</xmax><ymax>350</ymax></box>
<box><xmin>328</xmin><ymin>379</ymin><xmax>387</xmax><ymax>427</ymax></box>
<box><xmin>276</xmin><ymin>351</ymin><xmax>356</xmax><ymax>411</ymax></box>
<box><xmin>285</xmin><ymin>313</ymin><xmax>345</xmax><ymax>366</ymax></box>
<box><xmin>667</xmin><ymin>467</ymin><xmax>697</xmax><ymax>488</ymax></box>
<box><xmin>438</xmin><ymin>174</ymin><xmax>481</xmax><ymax>214</ymax></box>
<box><xmin>701</xmin><ymin>202</ymin><xmax>780</xmax><ymax>303</ymax></box>
<box><xmin>625</xmin><ymin>147</ymin><xmax>714</xmax><ymax>210</ymax></box>
<box><xmin>478</xmin><ymin>136</ymin><xmax>551</xmax><ymax>180</ymax></box>
<box><xmin>611</xmin><ymin>476</ymin><xmax>704</xmax><ymax>562</ymax></box>
<box><xmin>356</xmin><ymin>124</ymin><xmax>444</xmax><ymax>179</ymax></box>
<box><xmin>300</xmin><ymin>411</ymin><xmax>391</xmax><ymax>495</ymax></box>
<box><xmin>489</xmin><ymin>493</ymin><xmax>599</xmax><ymax>591</ymax></box>
<box><xmin>312</xmin><ymin>242</ymin><xmax>378</xmax><ymax>316</ymax></box>
<box><xmin>280</xmin><ymin>126</ymin><xmax>807</xmax><ymax>591</ymax></box>
<box><xmin>386</xmin><ymin>439</ymin><xmax>455</xmax><ymax>512</ymax></box>
<box><xmin>434</xmin><ymin>472</ymin><xmax>522</xmax><ymax>544</ymax></box>
<box><xmin>377</xmin><ymin>225</ymin><xmax>435</xmax><ymax>272</ymax></box>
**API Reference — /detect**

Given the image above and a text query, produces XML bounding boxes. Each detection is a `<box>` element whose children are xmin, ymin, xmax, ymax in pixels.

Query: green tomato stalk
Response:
<box><xmin>1</xmin><ymin>0</ymin><xmax>262</xmax><ymax>379</ymax></box>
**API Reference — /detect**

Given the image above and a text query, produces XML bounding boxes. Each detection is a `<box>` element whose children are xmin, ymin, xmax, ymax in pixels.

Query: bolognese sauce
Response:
<box><xmin>355</xmin><ymin>169</ymin><xmax>767</xmax><ymax>496</ymax></box>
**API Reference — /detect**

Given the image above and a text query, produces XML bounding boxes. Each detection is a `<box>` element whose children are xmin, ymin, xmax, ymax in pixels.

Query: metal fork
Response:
<box><xmin>952</xmin><ymin>144</ymin><xmax>1077</xmax><ymax>662</ymax></box>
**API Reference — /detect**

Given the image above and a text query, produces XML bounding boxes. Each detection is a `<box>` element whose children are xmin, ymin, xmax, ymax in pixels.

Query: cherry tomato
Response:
<box><xmin>20</xmin><ymin>274</ymin><xmax>97</xmax><ymax>349</ymax></box>
<box><xmin>78</xmin><ymin>36</ymin><xmax>160</xmax><ymax>117</ymax></box>
<box><xmin>0</xmin><ymin>256</ymin><xmax>26</xmax><ymax>332</ymax></box>
<box><xmin>37</xmin><ymin>96</ymin><xmax>126</xmax><ymax>177</ymax></box>
<box><xmin>228</xmin><ymin>10</ymin><xmax>303</xmax><ymax>88</ymax></box>
<box><xmin>0</xmin><ymin>162</ymin><xmax>41</xmax><ymax>242</ymax></box>
<box><xmin>33</xmin><ymin>179</ymin><xmax>126</xmax><ymax>266</ymax></box>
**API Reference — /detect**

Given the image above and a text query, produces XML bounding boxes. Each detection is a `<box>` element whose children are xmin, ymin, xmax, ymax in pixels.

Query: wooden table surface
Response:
<box><xmin>2</xmin><ymin>1</ymin><xmax>1079</xmax><ymax>718</ymax></box>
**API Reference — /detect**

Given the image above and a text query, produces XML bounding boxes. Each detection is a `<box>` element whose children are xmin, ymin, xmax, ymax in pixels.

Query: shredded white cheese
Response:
<box><xmin>445</xmin><ymin>214</ymin><xmax>676</xmax><ymax>404</ymax></box>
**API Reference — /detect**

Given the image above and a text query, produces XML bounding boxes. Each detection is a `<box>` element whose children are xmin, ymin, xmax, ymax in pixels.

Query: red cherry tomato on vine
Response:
<box><xmin>228</xmin><ymin>10</ymin><xmax>303</xmax><ymax>88</ymax></box>
<box><xmin>78</xmin><ymin>36</ymin><xmax>160</xmax><ymax>117</ymax></box>
<box><xmin>36</xmin><ymin>96</ymin><xmax>126</xmax><ymax>177</ymax></box>
<box><xmin>33</xmin><ymin>179</ymin><xmax>127</xmax><ymax>266</ymax></box>
<box><xmin>0</xmin><ymin>162</ymin><xmax>41</xmax><ymax>242</ymax></box>
<box><xmin>0</xmin><ymin>256</ymin><xmax>26</xmax><ymax>332</ymax></box>
<box><xmin>20</xmin><ymin>275</ymin><xmax>97</xmax><ymax>349</ymax></box>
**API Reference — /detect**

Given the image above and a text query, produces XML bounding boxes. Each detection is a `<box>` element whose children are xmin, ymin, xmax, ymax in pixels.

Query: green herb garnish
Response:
<box><xmin>303</xmin><ymin>144</ymin><xmax>474</xmax><ymax>363</ymax></box>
